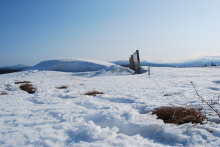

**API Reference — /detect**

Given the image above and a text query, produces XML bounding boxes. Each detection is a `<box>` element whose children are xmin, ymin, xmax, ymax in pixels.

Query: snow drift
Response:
<box><xmin>26</xmin><ymin>59</ymin><xmax>134</xmax><ymax>76</ymax></box>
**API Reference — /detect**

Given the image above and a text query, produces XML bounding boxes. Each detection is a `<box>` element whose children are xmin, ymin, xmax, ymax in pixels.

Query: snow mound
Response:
<box><xmin>27</xmin><ymin>59</ymin><xmax>115</xmax><ymax>72</ymax></box>
<box><xmin>88</xmin><ymin>65</ymin><xmax>135</xmax><ymax>77</ymax></box>
<box><xmin>26</xmin><ymin>59</ymin><xmax>134</xmax><ymax>76</ymax></box>
<box><xmin>109</xmin><ymin>60</ymin><xmax>129</xmax><ymax>65</ymax></box>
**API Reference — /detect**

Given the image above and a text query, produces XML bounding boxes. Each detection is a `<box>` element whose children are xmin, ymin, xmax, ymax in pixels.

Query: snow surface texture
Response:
<box><xmin>0</xmin><ymin>60</ymin><xmax>220</xmax><ymax>146</ymax></box>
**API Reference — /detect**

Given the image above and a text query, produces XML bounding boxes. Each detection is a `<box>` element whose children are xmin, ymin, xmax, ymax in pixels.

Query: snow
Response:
<box><xmin>111</xmin><ymin>56</ymin><xmax>220</xmax><ymax>67</ymax></box>
<box><xmin>0</xmin><ymin>59</ymin><xmax>220</xmax><ymax>146</ymax></box>
<box><xmin>109</xmin><ymin>60</ymin><xmax>129</xmax><ymax>65</ymax></box>
<box><xmin>27</xmin><ymin>59</ymin><xmax>116</xmax><ymax>72</ymax></box>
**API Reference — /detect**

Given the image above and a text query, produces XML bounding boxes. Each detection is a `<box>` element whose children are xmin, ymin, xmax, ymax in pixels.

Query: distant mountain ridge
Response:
<box><xmin>169</xmin><ymin>57</ymin><xmax>220</xmax><ymax>67</ymax></box>
<box><xmin>0</xmin><ymin>64</ymin><xmax>31</xmax><ymax>70</ymax></box>
<box><xmin>110</xmin><ymin>57</ymin><xmax>220</xmax><ymax>67</ymax></box>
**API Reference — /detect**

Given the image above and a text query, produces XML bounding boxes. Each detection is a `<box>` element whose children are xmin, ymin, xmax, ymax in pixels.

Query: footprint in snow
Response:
<box><xmin>209</xmin><ymin>87</ymin><xmax>219</xmax><ymax>91</ymax></box>
<box><xmin>213</xmin><ymin>81</ymin><xmax>220</xmax><ymax>84</ymax></box>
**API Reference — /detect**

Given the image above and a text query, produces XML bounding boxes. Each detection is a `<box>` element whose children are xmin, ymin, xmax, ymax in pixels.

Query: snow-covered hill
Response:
<box><xmin>110</xmin><ymin>56</ymin><xmax>220</xmax><ymax>67</ymax></box>
<box><xmin>27</xmin><ymin>59</ymin><xmax>114</xmax><ymax>72</ymax></box>
<box><xmin>109</xmin><ymin>60</ymin><xmax>129</xmax><ymax>65</ymax></box>
<box><xmin>26</xmin><ymin>59</ymin><xmax>134</xmax><ymax>76</ymax></box>
<box><xmin>110</xmin><ymin>60</ymin><xmax>176</xmax><ymax>67</ymax></box>
<box><xmin>172</xmin><ymin>57</ymin><xmax>220</xmax><ymax>67</ymax></box>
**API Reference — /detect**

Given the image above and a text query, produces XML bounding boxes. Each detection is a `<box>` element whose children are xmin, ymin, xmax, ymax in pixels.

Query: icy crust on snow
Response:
<box><xmin>1</xmin><ymin>67</ymin><xmax>220</xmax><ymax>146</ymax></box>
<box><xmin>27</xmin><ymin>59</ymin><xmax>116</xmax><ymax>72</ymax></box>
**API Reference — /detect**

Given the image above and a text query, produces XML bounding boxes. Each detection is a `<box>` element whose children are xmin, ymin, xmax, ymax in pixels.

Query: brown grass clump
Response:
<box><xmin>14</xmin><ymin>81</ymin><xmax>31</xmax><ymax>84</ymax></box>
<box><xmin>85</xmin><ymin>91</ymin><xmax>104</xmax><ymax>96</ymax></box>
<box><xmin>0</xmin><ymin>92</ymin><xmax>7</xmax><ymax>95</ymax></box>
<box><xmin>55</xmin><ymin>86</ymin><xmax>68</xmax><ymax>89</ymax></box>
<box><xmin>152</xmin><ymin>106</ymin><xmax>206</xmax><ymax>125</ymax></box>
<box><xmin>20</xmin><ymin>84</ymin><xmax>36</xmax><ymax>94</ymax></box>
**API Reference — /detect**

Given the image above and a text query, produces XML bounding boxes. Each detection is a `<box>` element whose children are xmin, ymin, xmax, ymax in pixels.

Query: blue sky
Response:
<box><xmin>1</xmin><ymin>0</ymin><xmax>220</xmax><ymax>66</ymax></box>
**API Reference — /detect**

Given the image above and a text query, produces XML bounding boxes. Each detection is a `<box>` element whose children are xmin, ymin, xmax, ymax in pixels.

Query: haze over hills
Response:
<box><xmin>1</xmin><ymin>56</ymin><xmax>220</xmax><ymax>71</ymax></box>
<box><xmin>110</xmin><ymin>56</ymin><xmax>220</xmax><ymax>67</ymax></box>
<box><xmin>170</xmin><ymin>57</ymin><xmax>220</xmax><ymax>67</ymax></box>
<box><xmin>0</xmin><ymin>64</ymin><xmax>31</xmax><ymax>70</ymax></box>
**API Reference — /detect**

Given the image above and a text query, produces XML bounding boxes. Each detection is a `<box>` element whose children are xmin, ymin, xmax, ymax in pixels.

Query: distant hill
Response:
<box><xmin>140</xmin><ymin>61</ymin><xmax>175</xmax><ymax>67</ymax></box>
<box><xmin>110</xmin><ymin>60</ymin><xmax>175</xmax><ymax>67</ymax></box>
<box><xmin>27</xmin><ymin>59</ymin><xmax>115</xmax><ymax>72</ymax></box>
<box><xmin>0</xmin><ymin>68</ymin><xmax>22</xmax><ymax>74</ymax></box>
<box><xmin>0</xmin><ymin>64</ymin><xmax>31</xmax><ymax>70</ymax></box>
<box><xmin>0</xmin><ymin>64</ymin><xmax>32</xmax><ymax>74</ymax></box>
<box><xmin>109</xmin><ymin>60</ymin><xmax>129</xmax><ymax>65</ymax></box>
<box><xmin>170</xmin><ymin>58</ymin><xmax>220</xmax><ymax>67</ymax></box>
<box><xmin>110</xmin><ymin>56</ymin><xmax>220</xmax><ymax>67</ymax></box>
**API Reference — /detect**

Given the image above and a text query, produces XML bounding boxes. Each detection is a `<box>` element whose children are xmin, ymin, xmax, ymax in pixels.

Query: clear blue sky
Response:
<box><xmin>1</xmin><ymin>0</ymin><xmax>220</xmax><ymax>66</ymax></box>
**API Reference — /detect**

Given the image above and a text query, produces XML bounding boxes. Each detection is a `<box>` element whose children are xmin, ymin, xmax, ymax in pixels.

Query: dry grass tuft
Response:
<box><xmin>152</xmin><ymin>106</ymin><xmax>206</xmax><ymax>125</ymax></box>
<box><xmin>85</xmin><ymin>91</ymin><xmax>104</xmax><ymax>96</ymax></box>
<box><xmin>20</xmin><ymin>84</ymin><xmax>36</xmax><ymax>94</ymax></box>
<box><xmin>14</xmin><ymin>81</ymin><xmax>31</xmax><ymax>84</ymax></box>
<box><xmin>0</xmin><ymin>92</ymin><xmax>7</xmax><ymax>95</ymax></box>
<box><xmin>55</xmin><ymin>86</ymin><xmax>68</xmax><ymax>89</ymax></box>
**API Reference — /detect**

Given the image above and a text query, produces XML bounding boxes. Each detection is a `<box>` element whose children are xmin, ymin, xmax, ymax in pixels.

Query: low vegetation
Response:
<box><xmin>152</xmin><ymin>106</ymin><xmax>206</xmax><ymax>125</ymax></box>
<box><xmin>14</xmin><ymin>81</ymin><xmax>31</xmax><ymax>84</ymax></box>
<box><xmin>0</xmin><ymin>92</ymin><xmax>7</xmax><ymax>95</ymax></box>
<box><xmin>20</xmin><ymin>84</ymin><xmax>36</xmax><ymax>94</ymax></box>
<box><xmin>85</xmin><ymin>91</ymin><xmax>104</xmax><ymax>96</ymax></box>
<box><xmin>55</xmin><ymin>85</ymin><xmax>68</xmax><ymax>89</ymax></box>
<box><xmin>149</xmin><ymin>79</ymin><xmax>219</xmax><ymax>125</ymax></box>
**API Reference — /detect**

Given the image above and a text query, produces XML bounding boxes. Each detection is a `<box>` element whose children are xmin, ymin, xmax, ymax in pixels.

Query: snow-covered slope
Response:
<box><xmin>1</xmin><ymin>64</ymin><xmax>31</xmax><ymax>70</ymax></box>
<box><xmin>1</xmin><ymin>67</ymin><xmax>220</xmax><ymax>146</ymax></box>
<box><xmin>26</xmin><ymin>59</ymin><xmax>134</xmax><ymax>76</ymax></box>
<box><xmin>27</xmin><ymin>59</ymin><xmax>115</xmax><ymax>72</ymax></box>
<box><xmin>109</xmin><ymin>60</ymin><xmax>129</xmax><ymax>65</ymax></box>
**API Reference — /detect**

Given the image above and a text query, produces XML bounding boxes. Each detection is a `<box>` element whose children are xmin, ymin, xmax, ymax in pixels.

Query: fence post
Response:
<box><xmin>136</xmin><ymin>50</ymin><xmax>141</xmax><ymax>74</ymax></box>
<box><xmin>148</xmin><ymin>67</ymin><xmax>150</xmax><ymax>75</ymax></box>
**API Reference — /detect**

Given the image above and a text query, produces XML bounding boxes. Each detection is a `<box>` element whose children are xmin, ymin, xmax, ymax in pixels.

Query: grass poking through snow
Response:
<box><xmin>152</xmin><ymin>106</ymin><xmax>206</xmax><ymax>125</ymax></box>
<box><xmin>55</xmin><ymin>86</ymin><xmax>68</xmax><ymax>89</ymax></box>
<box><xmin>14</xmin><ymin>81</ymin><xmax>31</xmax><ymax>84</ymax></box>
<box><xmin>0</xmin><ymin>92</ymin><xmax>7</xmax><ymax>95</ymax></box>
<box><xmin>20</xmin><ymin>84</ymin><xmax>36</xmax><ymax>94</ymax></box>
<box><xmin>85</xmin><ymin>91</ymin><xmax>104</xmax><ymax>96</ymax></box>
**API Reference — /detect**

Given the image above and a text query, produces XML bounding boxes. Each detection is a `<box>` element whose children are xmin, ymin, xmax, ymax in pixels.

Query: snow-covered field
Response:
<box><xmin>1</xmin><ymin>59</ymin><xmax>220</xmax><ymax>146</ymax></box>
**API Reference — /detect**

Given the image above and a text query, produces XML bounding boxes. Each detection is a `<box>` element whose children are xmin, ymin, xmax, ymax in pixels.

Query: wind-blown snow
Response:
<box><xmin>0</xmin><ymin>63</ymin><xmax>220</xmax><ymax>146</ymax></box>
